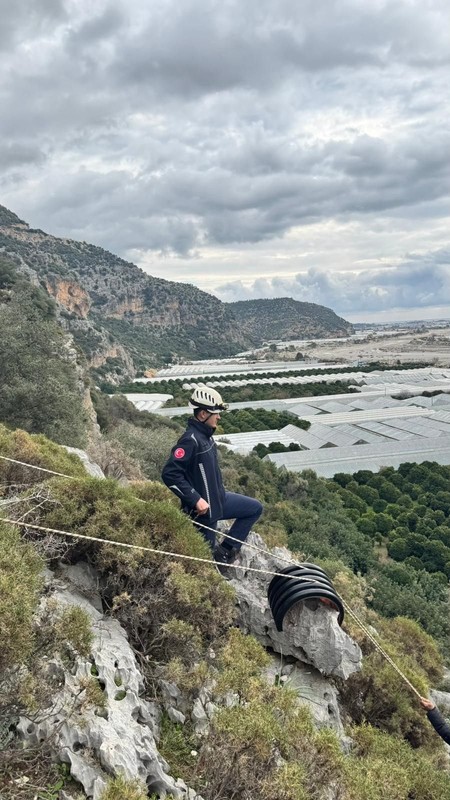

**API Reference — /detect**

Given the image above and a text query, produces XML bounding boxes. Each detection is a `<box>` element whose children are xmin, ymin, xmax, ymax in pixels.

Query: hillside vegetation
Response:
<box><xmin>0</xmin><ymin>205</ymin><xmax>353</xmax><ymax>382</ymax></box>
<box><xmin>1</xmin><ymin>424</ymin><xmax>450</xmax><ymax>799</ymax></box>
<box><xmin>0</xmin><ymin>257</ymin><xmax>87</xmax><ymax>446</ymax></box>
<box><xmin>1</xmin><ymin>237</ymin><xmax>450</xmax><ymax>797</ymax></box>
<box><xmin>228</xmin><ymin>297</ymin><xmax>353</xmax><ymax>340</ymax></box>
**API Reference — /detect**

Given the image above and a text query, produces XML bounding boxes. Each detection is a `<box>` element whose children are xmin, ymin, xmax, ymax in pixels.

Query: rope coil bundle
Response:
<box><xmin>268</xmin><ymin>563</ymin><xmax>344</xmax><ymax>631</ymax></box>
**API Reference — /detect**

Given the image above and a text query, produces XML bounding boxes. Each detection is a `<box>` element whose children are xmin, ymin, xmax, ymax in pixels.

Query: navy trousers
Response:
<box><xmin>196</xmin><ymin>491</ymin><xmax>263</xmax><ymax>551</ymax></box>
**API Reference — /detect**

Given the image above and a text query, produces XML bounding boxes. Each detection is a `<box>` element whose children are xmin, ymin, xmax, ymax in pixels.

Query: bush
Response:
<box><xmin>106</xmin><ymin>420</ymin><xmax>179</xmax><ymax>480</ymax></box>
<box><xmin>87</xmin><ymin>436</ymin><xmax>144</xmax><ymax>481</ymax></box>
<box><xmin>0</xmin><ymin>284</ymin><xmax>87</xmax><ymax>445</ymax></box>
<box><xmin>158</xmin><ymin>712</ymin><xmax>198</xmax><ymax>783</ymax></box>
<box><xmin>368</xmin><ymin>564</ymin><xmax>450</xmax><ymax>650</ymax></box>
<box><xmin>340</xmin><ymin>614</ymin><xmax>442</xmax><ymax>747</ymax></box>
<box><xmin>99</xmin><ymin>776</ymin><xmax>148</xmax><ymax>800</ymax></box>
<box><xmin>0</xmin><ymin>521</ymin><xmax>43</xmax><ymax>670</ymax></box>
<box><xmin>0</xmin><ymin>424</ymin><xmax>86</xmax><ymax>491</ymax></box>
<box><xmin>344</xmin><ymin>723</ymin><xmax>450</xmax><ymax>800</ymax></box>
<box><xmin>37</xmin><ymin>477</ymin><xmax>236</xmax><ymax>665</ymax></box>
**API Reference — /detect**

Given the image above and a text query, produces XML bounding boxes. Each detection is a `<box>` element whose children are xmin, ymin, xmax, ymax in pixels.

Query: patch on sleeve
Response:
<box><xmin>174</xmin><ymin>447</ymin><xmax>186</xmax><ymax>459</ymax></box>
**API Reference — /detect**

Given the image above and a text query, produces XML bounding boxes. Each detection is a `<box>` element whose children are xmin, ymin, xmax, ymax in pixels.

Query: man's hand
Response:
<box><xmin>420</xmin><ymin>697</ymin><xmax>436</xmax><ymax>711</ymax></box>
<box><xmin>195</xmin><ymin>498</ymin><xmax>210</xmax><ymax>515</ymax></box>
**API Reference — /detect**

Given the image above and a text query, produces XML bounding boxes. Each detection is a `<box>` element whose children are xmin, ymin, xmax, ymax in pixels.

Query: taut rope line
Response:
<box><xmin>0</xmin><ymin>454</ymin><xmax>421</xmax><ymax>696</ymax></box>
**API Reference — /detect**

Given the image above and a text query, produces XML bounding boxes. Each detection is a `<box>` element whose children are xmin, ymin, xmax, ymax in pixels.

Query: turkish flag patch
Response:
<box><xmin>174</xmin><ymin>447</ymin><xmax>186</xmax><ymax>459</ymax></box>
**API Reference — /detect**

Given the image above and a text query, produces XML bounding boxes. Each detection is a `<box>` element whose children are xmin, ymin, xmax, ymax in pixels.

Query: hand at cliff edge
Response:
<box><xmin>195</xmin><ymin>498</ymin><xmax>210</xmax><ymax>515</ymax></box>
<box><xmin>419</xmin><ymin>697</ymin><xmax>436</xmax><ymax>710</ymax></box>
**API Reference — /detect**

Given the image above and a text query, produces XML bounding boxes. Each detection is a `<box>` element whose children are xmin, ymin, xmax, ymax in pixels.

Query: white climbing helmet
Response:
<box><xmin>189</xmin><ymin>384</ymin><xmax>228</xmax><ymax>413</ymax></box>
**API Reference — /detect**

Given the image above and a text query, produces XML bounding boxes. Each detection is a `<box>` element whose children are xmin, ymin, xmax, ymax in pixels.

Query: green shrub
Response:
<box><xmin>346</xmin><ymin>724</ymin><xmax>450</xmax><ymax>800</ymax></box>
<box><xmin>158</xmin><ymin>713</ymin><xmax>198</xmax><ymax>783</ymax></box>
<box><xmin>339</xmin><ymin>615</ymin><xmax>442</xmax><ymax>747</ymax></box>
<box><xmin>106</xmin><ymin>420</ymin><xmax>179</xmax><ymax>480</ymax></box>
<box><xmin>198</xmin><ymin>690</ymin><xmax>343</xmax><ymax>800</ymax></box>
<box><xmin>0</xmin><ymin>424</ymin><xmax>86</xmax><ymax>490</ymax></box>
<box><xmin>38</xmin><ymin>477</ymin><xmax>236</xmax><ymax>664</ymax></box>
<box><xmin>54</xmin><ymin>605</ymin><xmax>93</xmax><ymax>659</ymax></box>
<box><xmin>0</xmin><ymin>521</ymin><xmax>43</xmax><ymax>670</ymax></box>
<box><xmin>377</xmin><ymin>616</ymin><xmax>443</xmax><ymax>684</ymax></box>
<box><xmin>99</xmin><ymin>775</ymin><xmax>148</xmax><ymax>800</ymax></box>
<box><xmin>368</xmin><ymin>564</ymin><xmax>450</xmax><ymax>652</ymax></box>
<box><xmin>0</xmin><ymin>285</ymin><xmax>87</xmax><ymax>446</ymax></box>
<box><xmin>128</xmin><ymin>479</ymin><xmax>179</xmax><ymax>506</ymax></box>
<box><xmin>261</xmin><ymin>763</ymin><xmax>309</xmax><ymax>800</ymax></box>
<box><xmin>215</xmin><ymin>628</ymin><xmax>271</xmax><ymax>698</ymax></box>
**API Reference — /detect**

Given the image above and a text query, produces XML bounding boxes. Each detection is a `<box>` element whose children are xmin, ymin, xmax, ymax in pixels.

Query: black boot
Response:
<box><xmin>213</xmin><ymin>543</ymin><xmax>238</xmax><ymax>576</ymax></box>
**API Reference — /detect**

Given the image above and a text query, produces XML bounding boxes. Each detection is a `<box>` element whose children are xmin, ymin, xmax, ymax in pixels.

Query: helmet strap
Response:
<box><xmin>194</xmin><ymin>407</ymin><xmax>217</xmax><ymax>422</ymax></box>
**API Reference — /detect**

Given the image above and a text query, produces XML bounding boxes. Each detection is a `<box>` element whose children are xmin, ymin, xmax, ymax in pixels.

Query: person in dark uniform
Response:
<box><xmin>161</xmin><ymin>384</ymin><xmax>263</xmax><ymax>570</ymax></box>
<box><xmin>420</xmin><ymin>696</ymin><xmax>450</xmax><ymax>744</ymax></box>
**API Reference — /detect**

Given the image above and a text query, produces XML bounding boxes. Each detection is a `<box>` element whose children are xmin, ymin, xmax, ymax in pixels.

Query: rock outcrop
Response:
<box><xmin>46</xmin><ymin>277</ymin><xmax>91</xmax><ymax>318</ymax></box>
<box><xmin>18</xmin><ymin>563</ymin><xmax>191</xmax><ymax>800</ymax></box>
<box><xmin>15</xmin><ymin>451</ymin><xmax>361</xmax><ymax>796</ymax></box>
<box><xmin>228</xmin><ymin>533</ymin><xmax>362</xmax><ymax>680</ymax></box>
<box><xmin>265</xmin><ymin>656</ymin><xmax>349</xmax><ymax>742</ymax></box>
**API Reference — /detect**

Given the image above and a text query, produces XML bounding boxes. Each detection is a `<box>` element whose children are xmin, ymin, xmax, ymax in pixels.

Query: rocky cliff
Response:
<box><xmin>2</xmin><ymin>427</ymin><xmax>449</xmax><ymax>800</ymax></box>
<box><xmin>0</xmin><ymin>206</ymin><xmax>247</xmax><ymax>382</ymax></box>
<box><xmin>0</xmin><ymin>205</ymin><xmax>353</xmax><ymax>382</ymax></box>
<box><xmin>18</xmin><ymin>543</ymin><xmax>359</xmax><ymax>799</ymax></box>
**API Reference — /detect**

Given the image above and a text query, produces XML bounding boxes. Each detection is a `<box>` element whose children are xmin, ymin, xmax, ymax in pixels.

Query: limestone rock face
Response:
<box><xmin>228</xmin><ymin>533</ymin><xmax>362</xmax><ymax>680</ymax></box>
<box><xmin>63</xmin><ymin>446</ymin><xmax>105</xmax><ymax>478</ymax></box>
<box><xmin>17</xmin><ymin>564</ymin><xmax>184</xmax><ymax>800</ymax></box>
<box><xmin>46</xmin><ymin>277</ymin><xmax>91</xmax><ymax>318</ymax></box>
<box><xmin>265</xmin><ymin>656</ymin><xmax>351</xmax><ymax>747</ymax></box>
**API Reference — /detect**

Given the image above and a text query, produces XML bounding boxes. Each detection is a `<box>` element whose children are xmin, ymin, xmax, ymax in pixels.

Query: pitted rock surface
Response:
<box><xmin>16</xmin><ymin>565</ymin><xmax>184</xmax><ymax>800</ymax></box>
<box><xmin>228</xmin><ymin>533</ymin><xmax>362</xmax><ymax>679</ymax></box>
<box><xmin>265</xmin><ymin>656</ymin><xmax>351</xmax><ymax>748</ymax></box>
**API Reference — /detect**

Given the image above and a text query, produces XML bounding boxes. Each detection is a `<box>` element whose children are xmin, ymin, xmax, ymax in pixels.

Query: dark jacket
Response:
<box><xmin>161</xmin><ymin>418</ymin><xmax>226</xmax><ymax>520</ymax></box>
<box><xmin>428</xmin><ymin>706</ymin><xmax>450</xmax><ymax>745</ymax></box>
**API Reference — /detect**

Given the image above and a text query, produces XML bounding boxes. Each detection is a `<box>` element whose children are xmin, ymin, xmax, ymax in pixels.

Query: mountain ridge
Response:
<box><xmin>228</xmin><ymin>297</ymin><xmax>353</xmax><ymax>342</ymax></box>
<box><xmin>0</xmin><ymin>204</ymin><xmax>352</xmax><ymax>381</ymax></box>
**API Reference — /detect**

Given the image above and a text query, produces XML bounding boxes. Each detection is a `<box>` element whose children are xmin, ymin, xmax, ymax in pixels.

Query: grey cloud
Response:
<box><xmin>0</xmin><ymin>0</ymin><xmax>449</xmax><ymax>301</ymax></box>
<box><xmin>110</xmin><ymin>0</ymin><xmax>450</xmax><ymax>99</ymax></box>
<box><xmin>0</xmin><ymin>0</ymin><xmax>66</xmax><ymax>51</ymax></box>
<box><xmin>29</xmin><ymin>168</ymin><xmax>201</xmax><ymax>256</ymax></box>
<box><xmin>6</xmin><ymin>123</ymin><xmax>449</xmax><ymax>256</ymax></box>
<box><xmin>0</xmin><ymin>142</ymin><xmax>47</xmax><ymax>171</ymax></box>
<box><xmin>66</xmin><ymin>3</ymin><xmax>125</xmax><ymax>47</ymax></box>
<box><xmin>216</xmin><ymin>252</ymin><xmax>450</xmax><ymax>315</ymax></box>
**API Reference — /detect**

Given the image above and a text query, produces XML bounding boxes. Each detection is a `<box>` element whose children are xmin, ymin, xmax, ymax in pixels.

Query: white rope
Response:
<box><xmin>0</xmin><ymin>513</ymin><xmax>421</xmax><ymax>697</ymax></box>
<box><xmin>0</xmin><ymin>454</ymin><xmax>307</xmax><ymax>565</ymax></box>
<box><xmin>0</xmin><ymin>516</ymin><xmax>329</xmax><ymax>582</ymax></box>
<box><xmin>0</xmin><ymin>454</ymin><xmax>75</xmax><ymax>479</ymax></box>
<box><xmin>193</xmin><ymin>517</ymin><xmax>421</xmax><ymax>696</ymax></box>
<box><xmin>0</xmin><ymin>453</ymin><xmax>421</xmax><ymax>696</ymax></box>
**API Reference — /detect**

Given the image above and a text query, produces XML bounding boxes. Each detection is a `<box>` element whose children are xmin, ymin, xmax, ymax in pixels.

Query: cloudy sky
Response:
<box><xmin>1</xmin><ymin>0</ymin><xmax>450</xmax><ymax>322</ymax></box>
